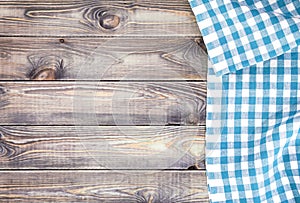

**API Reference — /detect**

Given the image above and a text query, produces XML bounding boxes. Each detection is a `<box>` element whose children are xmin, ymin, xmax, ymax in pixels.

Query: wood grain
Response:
<box><xmin>0</xmin><ymin>2</ymin><xmax>208</xmax><ymax>202</ymax></box>
<box><xmin>0</xmin><ymin>37</ymin><xmax>207</xmax><ymax>80</ymax></box>
<box><xmin>0</xmin><ymin>82</ymin><xmax>206</xmax><ymax>125</ymax></box>
<box><xmin>0</xmin><ymin>126</ymin><xmax>205</xmax><ymax>169</ymax></box>
<box><xmin>0</xmin><ymin>0</ymin><xmax>200</xmax><ymax>36</ymax></box>
<box><xmin>0</xmin><ymin>170</ymin><xmax>208</xmax><ymax>202</ymax></box>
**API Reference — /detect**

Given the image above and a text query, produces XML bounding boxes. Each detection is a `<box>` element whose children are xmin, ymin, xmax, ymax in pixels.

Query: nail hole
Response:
<box><xmin>59</xmin><ymin>39</ymin><xmax>65</xmax><ymax>43</ymax></box>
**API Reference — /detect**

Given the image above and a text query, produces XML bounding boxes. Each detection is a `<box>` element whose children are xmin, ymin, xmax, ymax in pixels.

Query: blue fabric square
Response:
<box><xmin>270</xmin><ymin>16</ymin><xmax>279</xmax><ymax>24</ymax></box>
<box><xmin>290</xmin><ymin>24</ymin><xmax>299</xmax><ymax>32</ymax></box>
<box><xmin>250</xmin><ymin>41</ymin><xmax>258</xmax><ymax>49</ymax></box>
<box><xmin>234</xmin><ymin>156</ymin><xmax>242</xmax><ymax>163</ymax></box>
<box><xmin>222</xmin><ymin>171</ymin><xmax>229</xmax><ymax>178</ymax></box>
<box><xmin>237</xmin><ymin>46</ymin><xmax>245</xmax><ymax>54</ymax></box>
<box><xmin>219</xmin><ymin>36</ymin><xmax>227</xmax><ymax>45</ymax></box>
<box><xmin>244</xmin><ymin>27</ymin><xmax>252</xmax><ymax>35</ymax></box>
<box><xmin>219</xmin><ymin>5</ymin><xmax>227</xmax><ymax>13</ymax></box>
<box><xmin>255</xmin><ymin>55</ymin><xmax>263</xmax><ymax>62</ymax></box>
<box><xmin>214</xmin><ymin>22</ymin><xmax>222</xmax><ymax>31</ymax></box>
<box><xmin>262</xmin><ymin>36</ymin><xmax>271</xmax><ymax>44</ymax></box>
<box><xmin>232</xmin><ymin>31</ymin><xmax>240</xmax><ymax>40</ymax></box>
<box><xmin>248</xmin><ymin>154</ymin><xmax>254</xmax><ymax>161</ymax></box>
<box><xmin>221</xmin><ymin>157</ymin><xmax>228</xmax><ymax>164</ymax></box>
<box><xmin>257</xmin><ymin>22</ymin><xmax>266</xmax><ymax>30</ymax></box>
<box><xmin>276</xmin><ymin>30</ymin><xmax>285</xmax><ymax>39</ymax></box>
<box><xmin>224</xmin><ymin>51</ymin><xmax>232</xmax><ymax>59</ymax></box>
<box><xmin>234</xmin><ymin>142</ymin><xmax>241</xmax><ymax>148</ymax></box>
<box><xmin>226</xmin><ymin>18</ymin><xmax>234</xmax><ymax>26</ymax></box>
<box><xmin>248</xmin><ymin>141</ymin><xmax>254</xmax><ymax>148</ymax></box>
<box><xmin>235</xmin><ymin>170</ymin><xmax>242</xmax><ymax>177</ymax></box>
<box><xmin>250</xmin><ymin>9</ymin><xmax>259</xmax><ymax>16</ymax></box>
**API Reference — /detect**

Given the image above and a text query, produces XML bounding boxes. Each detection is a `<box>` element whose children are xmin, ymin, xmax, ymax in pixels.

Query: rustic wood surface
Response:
<box><xmin>0</xmin><ymin>171</ymin><xmax>208</xmax><ymax>202</ymax></box>
<box><xmin>0</xmin><ymin>0</ymin><xmax>209</xmax><ymax>201</ymax></box>
<box><xmin>0</xmin><ymin>82</ymin><xmax>206</xmax><ymax>125</ymax></box>
<box><xmin>0</xmin><ymin>0</ymin><xmax>200</xmax><ymax>36</ymax></box>
<box><xmin>0</xmin><ymin>126</ymin><xmax>205</xmax><ymax>169</ymax></box>
<box><xmin>0</xmin><ymin>37</ymin><xmax>207</xmax><ymax>80</ymax></box>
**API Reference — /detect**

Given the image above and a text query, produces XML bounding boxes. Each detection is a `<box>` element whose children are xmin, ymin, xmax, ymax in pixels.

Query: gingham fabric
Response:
<box><xmin>190</xmin><ymin>0</ymin><xmax>300</xmax><ymax>76</ymax></box>
<box><xmin>188</xmin><ymin>0</ymin><xmax>300</xmax><ymax>202</ymax></box>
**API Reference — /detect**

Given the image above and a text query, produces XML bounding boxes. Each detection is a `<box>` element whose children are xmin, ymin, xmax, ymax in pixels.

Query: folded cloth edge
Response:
<box><xmin>189</xmin><ymin>0</ymin><xmax>300</xmax><ymax>76</ymax></box>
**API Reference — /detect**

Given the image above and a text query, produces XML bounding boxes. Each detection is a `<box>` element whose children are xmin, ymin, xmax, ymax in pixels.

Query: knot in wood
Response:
<box><xmin>27</xmin><ymin>56</ymin><xmax>65</xmax><ymax>80</ymax></box>
<box><xmin>33</xmin><ymin>68</ymin><xmax>56</xmax><ymax>80</ymax></box>
<box><xmin>0</xmin><ymin>85</ymin><xmax>7</xmax><ymax>94</ymax></box>
<box><xmin>99</xmin><ymin>13</ymin><xmax>120</xmax><ymax>30</ymax></box>
<box><xmin>194</xmin><ymin>37</ymin><xmax>207</xmax><ymax>54</ymax></box>
<box><xmin>0</xmin><ymin>141</ymin><xmax>17</xmax><ymax>159</ymax></box>
<box><xmin>0</xmin><ymin>51</ymin><xmax>10</xmax><ymax>59</ymax></box>
<box><xmin>187</xmin><ymin>113</ymin><xmax>199</xmax><ymax>125</ymax></box>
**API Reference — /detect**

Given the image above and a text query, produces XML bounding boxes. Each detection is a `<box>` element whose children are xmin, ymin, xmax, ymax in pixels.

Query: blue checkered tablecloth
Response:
<box><xmin>188</xmin><ymin>0</ymin><xmax>300</xmax><ymax>202</ymax></box>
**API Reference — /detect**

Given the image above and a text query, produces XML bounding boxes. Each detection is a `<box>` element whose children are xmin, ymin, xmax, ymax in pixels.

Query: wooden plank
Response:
<box><xmin>0</xmin><ymin>37</ymin><xmax>207</xmax><ymax>80</ymax></box>
<box><xmin>0</xmin><ymin>82</ymin><xmax>206</xmax><ymax>125</ymax></box>
<box><xmin>0</xmin><ymin>170</ymin><xmax>208</xmax><ymax>202</ymax></box>
<box><xmin>0</xmin><ymin>126</ymin><xmax>205</xmax><ymax>169</ymax></box>
<box><xmin>0</xmin><ymin>0</ymin><xmax>200</xmax><ymax>36</ymax></box>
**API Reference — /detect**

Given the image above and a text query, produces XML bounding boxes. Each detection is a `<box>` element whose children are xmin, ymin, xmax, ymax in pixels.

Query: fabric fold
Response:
<box><xmin>189</xmin><ymin>0</ymin><xmax>300</xmax><ymax>76</ymax></box>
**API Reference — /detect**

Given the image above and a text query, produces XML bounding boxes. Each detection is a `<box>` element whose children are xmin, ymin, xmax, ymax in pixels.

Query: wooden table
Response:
<box><xmin>0</xmin><ymin>0</ymin><xmax>208</xmax><ymax>202</ymax></box>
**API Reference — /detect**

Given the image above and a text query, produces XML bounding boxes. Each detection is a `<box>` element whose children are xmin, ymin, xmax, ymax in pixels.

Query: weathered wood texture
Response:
<box><xmin>0</xmin><ymin>82</ymin><xmax>206</xmax><ymax>125</ymax></box>
<box><xmin>0</xmin><ymin>126</ymin><xmax>205</xmax><ymax>169</ymax></box>
<box><xmin>0</xmin><ymin>37</ymin><xmax>207</xmax><ymax>80</ymax></box>
<box><xmin>0</xmin><ymin>170</ymin><xmax>208</xmax><ymax>202</ymax></box>
<box><xmin>0</xmin><ymin>0</ymin><xmax>209</xmax><ymax>201</ymax></box>
<box><xmin>0</xmin><ymin>0</ymin><xmax>200</xmax><ymax>36</ymax></box>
